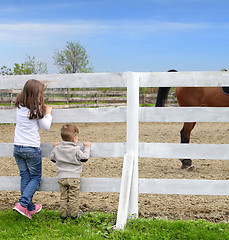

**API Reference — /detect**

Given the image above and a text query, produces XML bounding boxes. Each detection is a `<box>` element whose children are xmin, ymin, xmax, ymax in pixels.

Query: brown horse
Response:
<box><xmin>155</xmin><ymin>70</ymin><xmax>229</xmax><ymax>170</ymax></box>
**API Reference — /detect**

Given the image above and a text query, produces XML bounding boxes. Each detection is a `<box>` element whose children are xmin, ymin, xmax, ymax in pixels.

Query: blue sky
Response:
<box><xmin>0</xmin><ymin>0</ymin><xmax>229</xmax><ymax>73</ymax></box>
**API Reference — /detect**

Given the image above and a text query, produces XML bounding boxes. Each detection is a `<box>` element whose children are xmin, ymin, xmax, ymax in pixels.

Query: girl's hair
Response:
<box><xmin>15</xmin><ymin>79</ymin><xmax>46</xmax><ymax>119</ymax></box>
<box><xmin>61</xmin><ymin>124</ymin><xmax>79</xmax><ymax>142</ymax></box>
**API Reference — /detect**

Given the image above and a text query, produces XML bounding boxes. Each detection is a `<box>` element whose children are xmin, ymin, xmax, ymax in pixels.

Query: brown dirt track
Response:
<box><xmin>1</xmin><ymin>122</ymin><xmax>229</xmax><ymax>222</ymax></box>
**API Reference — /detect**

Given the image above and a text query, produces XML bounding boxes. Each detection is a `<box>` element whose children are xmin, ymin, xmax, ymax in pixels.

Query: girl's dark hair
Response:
<box><xmin>15</xmin><ymin>79</ymin><xmax>46</xmax><ymax>119</ymax></box>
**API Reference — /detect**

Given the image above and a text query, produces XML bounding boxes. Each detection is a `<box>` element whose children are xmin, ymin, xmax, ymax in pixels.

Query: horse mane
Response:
<box><xmin>155</xmin><ymin>69</ymin><xmax>177</xmax><ymax>107</ymax></box>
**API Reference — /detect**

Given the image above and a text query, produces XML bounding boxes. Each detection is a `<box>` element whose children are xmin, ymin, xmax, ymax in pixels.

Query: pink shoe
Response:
<box><xmin>13</xmin><ymin>203</ymin><xmax>32</xmax><ymax>219</ymax></box>
<box><xmin>29</xmin><ymin>204</ymin><xmax>42</xmax><ymax>215</ymax></box>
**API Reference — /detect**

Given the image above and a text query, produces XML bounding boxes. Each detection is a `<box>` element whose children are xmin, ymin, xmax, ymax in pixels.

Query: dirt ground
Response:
<box><xmin>1</xmin><ymin>122</ymin><xmax>229</xmax><ymax>222</ymax></box>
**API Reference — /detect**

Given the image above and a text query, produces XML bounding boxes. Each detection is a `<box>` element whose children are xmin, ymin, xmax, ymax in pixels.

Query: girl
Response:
<box><xmin>13</xmin><ymin>79</ymin><xmax>52</xmax><ymax>219</ymax></box>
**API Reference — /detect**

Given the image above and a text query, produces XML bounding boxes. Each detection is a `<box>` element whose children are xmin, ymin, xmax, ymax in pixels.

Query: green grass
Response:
<box><xmin>0</xmin><ymin>210</ymin><xmax>229</xmax><ymax>240</ymax></box>
<box><xmin>140</xmin><ymin>103</ymin><xmax>155</xmax><ymax>107</ymax></box>
<box><xmin>0</xmin><ymin>103</ymin><xmax>11</xmax><ymax>106</ymax></box>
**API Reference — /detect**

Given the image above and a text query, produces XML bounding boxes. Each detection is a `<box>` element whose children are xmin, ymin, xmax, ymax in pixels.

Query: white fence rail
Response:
<box><xmin>1</xmin><ymin>71</ymin><xmax>229</xmax><ymax>89</ymax></box>
<box><xmin>1</xmin><ymin>142</ymin><xmax>229</xmax><ymax>160</ymax></box>
<box><xmin>1</xmin><ymin>176</ymin><xmax>229</xmax><ymax>195</ymax></box>
<box><xmin>1</xmin><ymin>71</ymin><xmax>229</xmax><ymax>229</ymax></box>
<box><xmin>3</xmin><ymin>106</ymin><xmax>229</xmax><ymax>123</ymax></box>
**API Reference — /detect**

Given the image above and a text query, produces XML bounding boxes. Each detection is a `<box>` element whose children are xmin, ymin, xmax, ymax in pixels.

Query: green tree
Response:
<box><xmin>0</xmin><ymin>66</ymin><xmax>13</xmax><ymax>75</ymax></box>
<box><xmin>53</xmin><ymin>41</ymin><xmax>93</xmax><ymax>73</ymax></box>
<box><xmin>0</xmin><ymin>55</ymin><xmax>48</xmax><ymax>75</ymax></box>
<box><xmin>13</xmin><ymin>55</ymin><xmax>48</xmax><ymax>75</ymax></box>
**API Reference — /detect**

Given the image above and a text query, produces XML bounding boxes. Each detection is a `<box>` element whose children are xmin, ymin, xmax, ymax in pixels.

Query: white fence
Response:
<box><xmin>1</xmin><ymin>71</ymin><xmax>229</xmax><ymax>229</ymax></box>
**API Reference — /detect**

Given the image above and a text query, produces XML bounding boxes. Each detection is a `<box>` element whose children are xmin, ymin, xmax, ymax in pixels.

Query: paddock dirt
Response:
<box><xmin>1</xmin><ymin>122</ymin><xmax>229</xmax><ymax>222</ymax></box>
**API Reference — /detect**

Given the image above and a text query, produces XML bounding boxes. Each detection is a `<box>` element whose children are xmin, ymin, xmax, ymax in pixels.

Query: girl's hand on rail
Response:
<box><xmin>45</xmin><ymin>105</ymin><xmax>52</xmax><ymax>115</ymax></box>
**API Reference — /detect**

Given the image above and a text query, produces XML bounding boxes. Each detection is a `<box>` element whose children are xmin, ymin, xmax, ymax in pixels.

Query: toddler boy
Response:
<box><xmin>50</xmin><ymin>124</ymin><xmax>91</xmax><ymax>220</ymax></box>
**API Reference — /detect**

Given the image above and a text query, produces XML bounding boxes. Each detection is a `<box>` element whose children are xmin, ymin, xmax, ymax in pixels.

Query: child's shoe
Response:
<box><xmin>71</xmin><ymin>210</ymin><xmax>83</xmax><ymax>220</ymax></box>
<box><xmin>70</xmin><ymin>215</ymin><xmax>78</xmax><ymax>220</ymax></box>
<box><xmin>29</xmin><ymin>204</ymin><xmax>42</xmax><ymax>215</ymax></box>
<box><xmin>60</xmin><ymin>215</ymin><xmax>68</xmax><ymax>220</ymax></box>
<box><xmin>13</xmin><ymin>203</ymin><xmax>32</xmax><ymax>219</ymax></box>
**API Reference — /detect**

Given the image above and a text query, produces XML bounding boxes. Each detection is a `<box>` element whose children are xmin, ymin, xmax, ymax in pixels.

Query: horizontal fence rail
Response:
<box><xmin>0</xmin><ymin>143</ymin><xmax>126</xmax><ymax>158</ymax></box>
<box><xmin>0</xmin><ymin>73</ymin><xmax>127</xmax><ymax>89</ymax></box>
<box><xmin>2</xmin><ymin>107</ymin><xmax>229</xmax><ymax>123</ymax></box>
<box><xmin>140</xmin><ymin>107</ymin><xmax>229</xmax><ymax>122</ymax></box>
<box><xmin>0</xmin><ymin>108</ymin><xmax>127</xmax><ymax>123</ymax></box>
<box><xmin>1</xmin><ymin>71</ymin><xmax>229</xmax><ymax>89</ymax></box>
<box><xmin>140</xmin><ymin>71</ymin><xmax>229</xmax><ymax>87</ymax></box>
<box><xmin>1</xmin><ymin>176</ymin><xmax>229</xmax><ymax>196</ymax></box>
<box><xmin>1</xmin><ymin>142</ymin><xmax>229</xmax><ymax>160</ymax></box>
<box><xmin>0</xmin><ymin>177</ymin><xmax>121</xmax><ymax>193</ymax></box>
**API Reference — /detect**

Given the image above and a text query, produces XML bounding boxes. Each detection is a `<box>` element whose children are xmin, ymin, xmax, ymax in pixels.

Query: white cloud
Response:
<box><xmin>0</xmin><ymin>20</ymin><xmax>216</xmax><ymax>44</ymax></box>
<box><xmin>0</xmin><ymin>22</ymin><xmax>107</xmax><ymax>43</ymax></box>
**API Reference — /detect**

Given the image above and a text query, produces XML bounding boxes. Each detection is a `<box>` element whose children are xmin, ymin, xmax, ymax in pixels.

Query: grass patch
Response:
<box><xmin>1</xmin><ymin>209</ymin><xmax>229</xmax><ymax>239</ymax></box>
<box><xmin>0</xmin><ymin>103</ymin><xmax>11</xmax><ymax>106</ymax></box>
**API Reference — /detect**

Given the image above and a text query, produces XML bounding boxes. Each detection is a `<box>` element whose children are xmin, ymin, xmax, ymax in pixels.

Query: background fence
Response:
<box><xmin>1</xmin><ymin>71</ymin><xmax>229</xmax><ymax>229</ymax></box>
<box><xmin>0</xmin><ymin>89</ymin><xmax>177</xmax><ymax>108</ymax></box>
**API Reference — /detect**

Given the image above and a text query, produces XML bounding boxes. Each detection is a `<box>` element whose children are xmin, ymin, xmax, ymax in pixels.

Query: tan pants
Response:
<box><xmin>58</xmin><ymin>178</ymin><xmax>80</xmax><ymax>217</ymax></box>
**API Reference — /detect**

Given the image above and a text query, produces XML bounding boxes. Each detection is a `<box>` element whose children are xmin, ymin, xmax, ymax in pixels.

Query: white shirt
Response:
<box><xmin>14</xmin><ymin>106</ymin><xmax>52</xmax><ymax>147</ymax></box>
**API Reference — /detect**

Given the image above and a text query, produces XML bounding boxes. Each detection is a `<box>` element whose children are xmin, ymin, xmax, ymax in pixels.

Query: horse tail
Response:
<box><xmin>155</xmin><ymin>69</ymin><xmax>177</xmax><ymax>107</ymax></box>
<box><xmin>155</xmin><ymin>87</ymin><xmax>171</xmax><ymax>107</ymax></box>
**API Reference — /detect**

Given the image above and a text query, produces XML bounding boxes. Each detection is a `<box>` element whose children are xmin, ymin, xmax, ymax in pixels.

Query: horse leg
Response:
<box><xmin>180</xmin><ymin>122</ymin><xmax>196</xmax><ymax>170</ymax></box>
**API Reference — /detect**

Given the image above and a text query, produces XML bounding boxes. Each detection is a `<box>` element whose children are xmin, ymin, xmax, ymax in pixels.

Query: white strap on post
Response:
<box><xmin>116</xmin><ymin>72</ymin><xmax>139</xmax><ymax>229</ymax></box>
<box><xmin>116</xmin><ymin>153</ymin><xmax>134</xmax><ymax>229</ymax></box>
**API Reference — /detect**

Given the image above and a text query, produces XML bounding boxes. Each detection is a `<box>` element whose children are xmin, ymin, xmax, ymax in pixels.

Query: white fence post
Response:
<box><xmin>116</xmin><ymin>72</ymin><xmax>139</xmax><ymax>229</ymax></box>
<box><xmin>127</xmin><ymin>72</ymin><xmax>139</xmax><ymax>218</ymax></box>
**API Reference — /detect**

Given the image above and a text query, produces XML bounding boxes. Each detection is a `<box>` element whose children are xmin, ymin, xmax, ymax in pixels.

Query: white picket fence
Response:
<box><xmin>1</xmin><ymin>71</ymin><xmax>229</xmax><ymax>229</ymax></box>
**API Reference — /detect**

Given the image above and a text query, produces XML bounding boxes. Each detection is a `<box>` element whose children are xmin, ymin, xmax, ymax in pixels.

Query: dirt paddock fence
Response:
<box><xmin>0</xmin><ymin>89</ymin><xmax>177</xmax><ymax>108</ymax></box>
<box><xmin>1</xmin><ymin>71</ymin><xmax>229</xmax><ymax>229</ymax></box>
